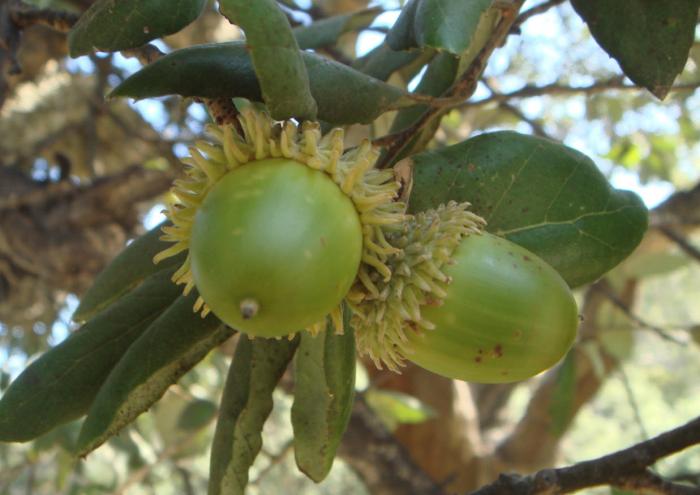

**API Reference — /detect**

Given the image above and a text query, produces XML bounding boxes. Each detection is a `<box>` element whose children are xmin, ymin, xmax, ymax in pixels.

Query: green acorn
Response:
<box><xmin>350</xmin><ymin>202</ymin><xmax>578</xmax><ymax>382</ymax></box>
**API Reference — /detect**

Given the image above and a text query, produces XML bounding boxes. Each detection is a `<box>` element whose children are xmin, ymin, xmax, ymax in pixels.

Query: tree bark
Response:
<box><xmin>0</xmin><ymin>166</ymin><xmax>173</xmax><ymax>327</ymax></box>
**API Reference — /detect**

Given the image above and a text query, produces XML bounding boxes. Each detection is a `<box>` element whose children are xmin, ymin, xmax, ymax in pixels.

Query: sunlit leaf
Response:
<box><xmin>365</xmin><ymin>389</ymin><xmax>435</xmax><ymax>431</ymax></box>
<box><xmin>618</xmin><ymin>251</ymin><xmax>690</xmax><ymax>279</ymax></box>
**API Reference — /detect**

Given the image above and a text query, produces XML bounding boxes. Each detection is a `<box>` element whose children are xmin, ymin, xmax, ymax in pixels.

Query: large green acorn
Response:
<box><xmin>350</xmin><ymin>202</ymin><xmax>578</xmax><ymax>382</ymax></box>
<box><xmin>155</xmin><ymin>103</ymin><xmax>404</xmax><ymax>337</ymax></box>
<box><xmin>189</xmin><ymin>158</ymin><xmax>362</xmax><ymax>336</ymax></box>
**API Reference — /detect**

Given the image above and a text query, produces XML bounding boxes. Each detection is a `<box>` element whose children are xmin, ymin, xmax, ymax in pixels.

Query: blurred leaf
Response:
<box><xmin>607</xmin><ymin>133</ymin><xmax>681</xmax><ymax>183</ymax></box>
<box><xmin>292</xmin><ymin>311</ymin><xmax>355</xmax><ymax>482</ymax></box>
<box><xmin>599</xmin><ymin>327</ymin><xmax>635</xmax><ymax>361</ymax></box>
<box><xmin>33</xmin><ymin>420</ymin><xmax>81</xmax><ymax>453</ymax></box>
<box><xmin>0</xmin><ymin>370</ymin><xmax>9</xmax><ymax>391</ymax></box>
<box><xmin>111</xmin><ymin>42</ymin><xmax>412</xmax><ymax>125</ymax></box>
<box><xmin>177</xmin><ymin>399</ymin><xmax>218</xmax><ymax>431</ymax></box>
<box><xmin>619</xmin><ymin>251</ymin><xmax>690</xmax><ymax>279</ymax></box>
<box><xmin>549</xmin><ymin>352</ymin><xmax>576</xmax><ymax>436</ymax></box>
<box><xmin>68</xmin><ymin>0</ymin><xmax>207</xmax><ymax>57</ymax></box>
<box><xmin>388</xmin><ymin>51</ymin><xmax>459</xmax><ymax>160</ymax></box>
<box><xmin>219</xmin><ymin>0</ymin><xmax>316</xmax><ymax>120</ymax></box>
<box><xmin>353</xmin><ymin>42</ymin><xmax>426</xmax><ymax>81</ymax></box>
<box><xmin>108</xmin><ymin>434</ymin><xmax>146</xmax><ymax>470</ymax></box>
<box><xmin>690</xmin><ymin>325</ymin><xmax>700</xmax><ymax>347</ymax></box>
<box><xmin>73</xmin><ymin>221</ymin><xmax>185</xmax><ymax>323</ymax></box>
<box><xmin>408</xmin><ymin>131</ymin><xmax>649</xmax><ymax>287</ymax></box>
<box><xmin>209</xmin><ymin>336</ymin><xmax>299</xmax><ymax>495</ymax></box>
<box><xmin>570</xmin><ymin>0</ymin><xmax>697</xmax><ymax>99</ymax></box>
<box><xmin>0</xmin><ymin>269</ymin><xmax>180</xmax><ymax>442</ymax></box>
<box><xmin>364</xmin><ymin>389</ymin><xmax>435</xmax><ymax>431</ymax></box>
<box><xmin>607</xmin><ymin>137</ymin><xmax>645</xmax><ymax>169</ymax></box>
<box><xmin>150</xmin><ymin>392</ymin><xmax>213</xmax><ymax>459</ymax></box>
<box><xmin>387</xmin><ymin>0</ymin><xmax>496</xmax><ymax>55</ymax></box>
<box><xmin>293</xmin><ymin>8</ymin><xmax>382</xmax><ymax>50</ymax></box>
<box><xmin>610</xmin><ymin>488</ymin><xmax>636</xmax><ymax>495</ymax></box>
<box><xmin>581</xmin><ymin>341</ymin><xmax>608</xmax><ymax>380</ymax></box>
<box><xmin>585</xmin><ymin>93</ymin><xmax>626</xmax><ymax>123</ymax></box>
<box><xmin>385</xmin><ymin>0</ymin><xmax>419</xmax><ymax>51</ymax></box>
<box><xmin>76</xmin><ymin>293</ymin><xmax>233</xmax><ymax>456</ymax></box>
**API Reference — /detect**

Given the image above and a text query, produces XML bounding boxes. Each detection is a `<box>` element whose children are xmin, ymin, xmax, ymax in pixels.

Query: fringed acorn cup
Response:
<box><xmin>153</xmin><ymin>102</ymin><xmax>404</xmax><ymax>338</ymax></box>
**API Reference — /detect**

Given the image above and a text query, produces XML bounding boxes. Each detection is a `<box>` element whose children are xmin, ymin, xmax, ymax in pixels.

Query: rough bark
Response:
<box><xmin>366</xmin><ymin>365</ymin><xmax>488</xmax><ymax>492</ymax></box>
<box><xmin>0</xmin><ymin>165</ymin><xmax>173</xmax><ymax>327</ymax></box>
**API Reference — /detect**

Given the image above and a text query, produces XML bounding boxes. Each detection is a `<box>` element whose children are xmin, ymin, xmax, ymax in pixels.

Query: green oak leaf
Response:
<box><xmin>571</xmin><ymin>0</ymin><xmax>698</xmax><ymax>99</ymax></box>
<box><xmin>387</xmin><ymin>0</ymin><xmax>497</xmax><ymax>55</ymax></box>
<box><xmin>75</xmin><ymin>292</ymin><xmax>233</xmax><ymax>457</ymax></box>
<box><xmin>218</xmin><ymin>0</ymin><xmax>316</xmax><ymax>120</ymax></box>
<box><xmin>388</xmin><ymin>52</ymin><xmax>459</xmax><ymax>160</ymax></box>
<box><xmin>408</xmin><ymin>131</ymin><xmax>649</xmax><ymax>287</ymax></box>
<box><xmin>352</xmin><ymin>42</ymin><xmax>426</xmax><ymax>81</ymax></box>
<box><xmin>291</xmin><ymin>311</ymin><xmax>355</xmax><ymax>482</ymax></box>
<box><xmin>110</xmin><ymin>42</ymin><xmax>413</xmax><ymax>125</ymax></box>
<box><xmin>0</xmin><ymin>269</ymin><xmax>180</xmax><ymax>442</ymax></box>
<box><xmin>68</xmin><ymin>0</ymin><xmax>207</xmax><ymax>57</ymax></box>
<box><xmin>293</xmin><ymin>8</ymin><xmax>382</xmax><ymax>50</ymax></box>
<box><xmin>209</xmin><ymin>336</ymin><xmax>299</xmax><ymax>495</ymax></box>
<box><xmin>73</xmin><ymin>221</ymin><xmax>185</xmax><ymax>323</ymax></box>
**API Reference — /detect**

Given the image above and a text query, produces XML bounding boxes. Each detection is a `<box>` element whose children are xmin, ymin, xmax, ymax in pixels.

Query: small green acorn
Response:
<box><xmin>350</xmin><ymin>202</ymin><xmax>578</xmax><ymax>382</ymax></box>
